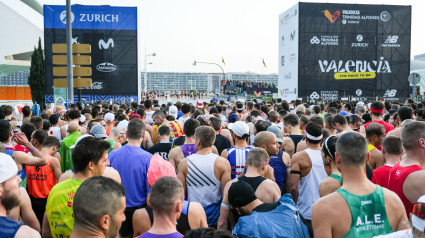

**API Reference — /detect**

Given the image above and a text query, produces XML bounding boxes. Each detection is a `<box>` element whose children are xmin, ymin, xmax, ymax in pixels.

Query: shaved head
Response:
<box><xmin>254</xmin><ymin>131</ymin><xmax>273</xmax><ymax>147</ymax></box>
<box><xmin>68</xmin><ymin>121</ymin><xmax>79</xmax><ymax>133</ymax></box>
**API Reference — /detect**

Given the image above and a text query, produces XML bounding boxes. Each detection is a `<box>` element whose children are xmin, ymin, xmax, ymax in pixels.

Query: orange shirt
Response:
<box><xmin>106</xmin><ymin>125</ymin><xmax>114</xmax><ymax>136</ymax></box>
<box><xmin>26</xmin><ymin>155</ymin><xmax>57</xmax><ymax>198</ymax></box>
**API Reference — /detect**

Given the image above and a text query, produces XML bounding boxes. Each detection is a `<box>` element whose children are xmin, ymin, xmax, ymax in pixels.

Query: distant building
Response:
<box><xmin>141</xmin><ymin>72</ymin><xmax>278</xmax><ymax>91</ymax></box>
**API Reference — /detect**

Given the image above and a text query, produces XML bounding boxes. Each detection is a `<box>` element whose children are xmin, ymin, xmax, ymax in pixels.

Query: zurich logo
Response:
<box><xmin>96</xmin><ymin>62</ymin><xmax>117</xmax><ymax>72</ymax></box>
<box><xmin>60</xmin><ymin>10</ymin><xmax>75</xmax><ymax>24</ymax></box>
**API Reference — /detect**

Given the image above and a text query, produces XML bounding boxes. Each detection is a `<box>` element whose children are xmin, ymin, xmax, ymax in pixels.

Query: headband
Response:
<box><xmin>370</xmin><ymin>108</ymin><xmax>384</xmax><ymax>114</ymax></box>
<box><xmin>305</xmin><ymin>131</ymin><xmax>323</xmax><ymax>141</ymax></box>
<box><xmin>324</xmin><ymin>135</ymin><xmax>336</xmax><ymax>160</ymax></box>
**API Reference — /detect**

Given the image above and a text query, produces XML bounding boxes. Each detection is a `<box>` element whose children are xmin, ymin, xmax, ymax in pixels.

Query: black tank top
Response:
<box><xmin>230</xmin><ymin>176</ymin><xmax>266</xmax><ymax>227</ymax></box>
<box><xmin>238</xmin><ymin>176</ymin><xmax>266</xmax><ymax>192</ymax></box>
<box><xmin>146</xmin><ymin>200</ymin><xmax>190</xmax><ymax>234</ymax></box>
<box><xmin>287</xmin><ymin>135</ymin><xmax>304</xmax><ymax>152</ymax></box>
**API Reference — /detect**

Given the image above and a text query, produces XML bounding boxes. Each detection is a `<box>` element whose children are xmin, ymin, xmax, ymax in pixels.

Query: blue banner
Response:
<box><xmin>43</xmin><ymin>5</ymin><xmax>137</xmax><ymax>30</ymax></box>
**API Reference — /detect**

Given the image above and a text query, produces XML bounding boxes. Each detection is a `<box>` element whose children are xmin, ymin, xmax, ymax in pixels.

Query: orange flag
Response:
<box><xmin>222</xmin><ymin>57</ymin><xmax>225</xmax><ymax>66</ymax></box>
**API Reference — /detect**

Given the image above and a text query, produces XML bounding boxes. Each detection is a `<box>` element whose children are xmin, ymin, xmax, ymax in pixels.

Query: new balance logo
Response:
<box><xmin>384</xmin><ymin>35</ymin><xmax>398</xmax><ymax>44</ymax></box>
<box><xmin>383</xmin><ymin>89</ymin><xmax>397</xmax><ymax>97</ymax></box>
<box><xmin>98</xmin><ymin>38</ymin><xmax>114</xmax><ymax>49</ymax></box>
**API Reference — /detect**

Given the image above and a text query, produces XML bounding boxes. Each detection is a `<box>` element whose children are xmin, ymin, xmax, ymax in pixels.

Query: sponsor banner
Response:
<box><xmin>295</xmin><ymin>3</ymin><xmax>411</xmax><ymax>101</ymax></box>
<box><xmin>279</xmin><ymin>3</ymin><xmax>299</xmax><ymax>101</ymax></box>
<box><xmin>44</xmin><ymin>5</ymin><xmax>138</xmax><ymax>102</ymax></box>
<box><xmin>43</xmin><ymin>5</ymin><xmax>137</xmax><ymax>30</ymax></box>
<box><xmin>223</xmin><ymin>85</ymin><xmax>278</xmax><ymax>96</ymax></box>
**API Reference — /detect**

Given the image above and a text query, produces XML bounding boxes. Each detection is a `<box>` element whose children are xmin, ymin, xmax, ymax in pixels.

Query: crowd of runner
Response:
<box><xmin>1</xmin><ymin>96</ymin><xmax>425</xmax><ymax>238</ymax></box>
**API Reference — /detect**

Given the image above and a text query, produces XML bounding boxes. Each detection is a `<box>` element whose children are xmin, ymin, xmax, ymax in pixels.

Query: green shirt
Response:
<box><xmin>337</xmin><ymin>185</ymin><xmax>393</xmax><ymax>238</ymax></box>
<box><xmin>330</xmin><ymin>174</ymin><xmax>342</xmax><ymax>185</ymax></box>
<box><xmin>45</xmin><ymin>178</ymin><xmax>84</xmax><ymax>238</ymax></box>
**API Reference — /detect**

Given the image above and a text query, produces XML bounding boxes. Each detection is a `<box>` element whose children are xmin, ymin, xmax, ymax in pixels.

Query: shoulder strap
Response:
<box><xmin>182</xmin><ymin>200</ymin><xmax>190</xmax><ymax>215</ymax></box>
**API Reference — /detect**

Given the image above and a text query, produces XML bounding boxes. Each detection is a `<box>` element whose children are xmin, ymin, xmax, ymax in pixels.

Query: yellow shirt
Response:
<box><xmin>45</xmin><ymin>178</ymin><xmax>83</xmax><ymax>238</ymax></box>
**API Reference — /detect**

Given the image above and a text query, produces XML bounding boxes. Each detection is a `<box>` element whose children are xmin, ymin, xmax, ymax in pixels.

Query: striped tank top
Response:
<box><xmin>227</xmin><ymin>146</ymin><xmax>253</xmax><ymax>179</ymax></box>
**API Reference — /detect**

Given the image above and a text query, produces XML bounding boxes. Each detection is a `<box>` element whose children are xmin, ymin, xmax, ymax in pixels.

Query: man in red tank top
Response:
<box><xmin>388</xmin><ymin>121</ymin><xmax>425</xmax><ymax>217</ymax></box>
<box><xmin>360</xmin><ymin>101</ymin><xmax>394</xmax><ymax>137</ymax></box>
<box><xmin>26</xmin><ymin>130</ymin><xmax>62</xmax><ymax>225</ymax></box>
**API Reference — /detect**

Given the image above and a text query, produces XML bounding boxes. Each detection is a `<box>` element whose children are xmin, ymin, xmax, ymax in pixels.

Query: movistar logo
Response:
<box><xmin>99</xmin><ymin>38</ymin><xmax>114</xmax><ymax>49</ymax></box>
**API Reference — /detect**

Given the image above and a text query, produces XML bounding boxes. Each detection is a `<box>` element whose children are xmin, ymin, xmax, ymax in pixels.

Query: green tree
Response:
<box><xmin>28</xmin><ymin>37</ymin><xmax>45</xmax><ymax>103</ymax></box>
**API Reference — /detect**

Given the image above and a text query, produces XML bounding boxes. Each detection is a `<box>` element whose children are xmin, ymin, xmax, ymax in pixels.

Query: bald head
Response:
<box><xmin>254</xmin><ymin>131</ymin><xmax>279</xmax><ymax>156</ymax></box>
<box><xmin>68</xmin><ymin>121</ymin><xmax>79</xmax><ymax>133</ymax></box>
<box><xmin>46</xmin><ymin>109</ymin><xmax>54</xmax><ymax>116</ymax></box>
<box><xmin>254</xmin><ymin>131</ymin><xmax>274</xmax><ymax>147</ymax></box>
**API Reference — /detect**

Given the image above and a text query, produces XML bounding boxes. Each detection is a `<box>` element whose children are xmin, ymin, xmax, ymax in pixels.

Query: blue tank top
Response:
<box><xmin>0</xmin><ymin>216</ymin><xmax>22</xmax><ymax>238</ymax></box>
<box><xmin>227</xmin><ymin>146</ymin><xmax>253</xmax><ymax>179</ymax></box>
<box><xmin>269</xmin><ymin>150</ymin><xmax>287</xmax><ymax>191</ymax></box>
<box><xmin>5</xmin><ymin>149</ymin><xmax>26</xmax><ymax>188</ymax></box>
<box><xmin>180</xmin><ymin>144</ymin><xmax>196</xmax><ymax>158</ymax></box>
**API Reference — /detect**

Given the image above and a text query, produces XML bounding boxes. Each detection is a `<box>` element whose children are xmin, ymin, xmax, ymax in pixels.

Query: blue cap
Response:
<box><xmin>339</xmin><ymin>111</ymin><xmax>348</xmax><ymax>116</ymax></box>
<box><xmin>228</xmin><ymin>113</ymin><xmax>238</xmax><ymax>123</ymax></box>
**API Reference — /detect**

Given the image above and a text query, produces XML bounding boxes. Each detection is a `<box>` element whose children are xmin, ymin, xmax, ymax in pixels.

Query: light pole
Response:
<box><xmin>192</xmin><ymin>60</ymin><xmax>225</xmax><ymax>93</ymax></box>
<box><xmin>144</xmin><ymin>48</ymin><xmax>156</xmax><ymax>92</ymax></box>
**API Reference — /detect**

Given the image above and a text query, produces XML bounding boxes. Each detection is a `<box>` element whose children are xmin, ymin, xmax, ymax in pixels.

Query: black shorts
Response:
<box><xmin>119</xmin><ymin>204</ymin><xmax>146</xmax><ymax>237</ymax></box>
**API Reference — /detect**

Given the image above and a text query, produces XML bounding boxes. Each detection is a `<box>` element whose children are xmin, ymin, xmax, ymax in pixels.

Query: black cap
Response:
<box><xmin>228</xmin><ymin>181</ymin><xmax>257</xmax><ymax>208</ymax></box>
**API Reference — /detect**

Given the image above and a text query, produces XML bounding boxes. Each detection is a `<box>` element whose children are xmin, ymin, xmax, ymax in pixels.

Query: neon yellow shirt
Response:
<box><xmin>45</xmin><ymin>178</ymin><xmax>83</xmax><ymax>238</ymax></box>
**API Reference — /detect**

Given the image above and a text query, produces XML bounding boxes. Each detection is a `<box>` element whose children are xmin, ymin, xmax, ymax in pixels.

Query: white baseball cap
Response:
<box><xmin>412</xmin><ymin>195</ymin><xmax>425</xmax><ymax>232</ymax></box>
<box><xmin>169</xmin><ymin>106</ymin><xmax>178</xmax><ymax>118</ymax></box>
<box><xmin>228</xmin><ymin>121</ymin><xmax>249</xmax><ymax>137</ymax></box>
<box><xmin>0</xmin><ymin>153</ymin><xmax>18</xmax><ymax>183</ymax></box>
<box><xmin>104</xmin><ymin>112</ymin><xmax>115</xmax><ymax>122</ymax></box>
<box><xmin>117</xmin><ymin>120</ymin><xmax>129</xmax><ymax>131</ymax></box>
<box><xmin>79</xmin><ymin>114</ymin><xmax>86</xmax><ymax>123</ymax></box>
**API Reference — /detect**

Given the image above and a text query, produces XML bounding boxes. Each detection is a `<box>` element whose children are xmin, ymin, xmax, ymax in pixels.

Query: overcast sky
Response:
<box><xmin>39</xmin><ymin>0</ymin><xmax>424</xmax><ymax>74</ymax></box>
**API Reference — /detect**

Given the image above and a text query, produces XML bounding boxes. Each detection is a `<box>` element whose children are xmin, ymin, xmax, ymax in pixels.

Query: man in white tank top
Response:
<box><xmin>178</xmin><ymin>126</ymin><xmax>231</xmax><ymax>227</ymax></box>
<box><xmin>288</xmin><ymin>121</ymin><xmax>328</xmax><ymax>223</ymax></box>
<box><xmin>48</xmin><ymin>114</ymin><xmax>61</xmax><ymax>141</ymax></box>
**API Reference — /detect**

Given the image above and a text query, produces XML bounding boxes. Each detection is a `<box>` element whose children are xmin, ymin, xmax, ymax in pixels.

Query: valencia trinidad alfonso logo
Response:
<box><xmin>322</xmin><ymin>10</ymin><xmax>341</xmax><ymax>23</ymax></box>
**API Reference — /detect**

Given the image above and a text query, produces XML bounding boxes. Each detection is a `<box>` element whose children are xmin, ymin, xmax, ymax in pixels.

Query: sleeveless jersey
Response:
<box><xmin>238</xmin><ymin>176</ymin><xmax>266</xmax><ymax>193</ymax></box>
<box><xmin>297</xmin><ymin>148</ymin><xmax>328</xmax><ymax>220</ymax></box>
<box><xmin>26</xmin><ymin>155</ymin><xmax>57</xmax><ymax>198</ymax></box>
<box><xmin>0</xmin><ymin>216</ymin><xmax>22</xmax><ymax>238</ymax></box>
<box><xmin>186</xmin><ymin>153</ymin><xmax>222</xmax><ymax>226</ymax></box>
<box><xmin>152</xmin><ymin>121</ymin><xmax>183</xmax><ymax>144</ymax></box>
<box><xmin>180</xmin><ymin>144</ymin><xmax>196</xmax><ymax>158</ymax></box>
<box><xmin>48</xmin><ymin>127</ymin><xmax>62</xmax><ymax>141</ymax></box>
<box><xmin>146</xmin><ymin>200</ymin><xmax>190</xmax><ymax>234</ymax></box>
<box><xmin>4</xmin><ymin>148</ymin><xmax>26</xmax><ymax>188</ymax></box>
<box><xmin>287</xmin><ymin>135</ymin><xmax>305</xmax><ymax>152</ymax></box>
<box><xmin>364</xmin><ymin>120</ymin><xmax>395</xmax><ymax>135</ymax></box>
<box><xmin>330</xmin><ymin>174</ymin><xmax>342</xmax><ymax>185</ymax></box>
<box><xmin>269</xmin><ymin>150</ymin><xmax>287</xmax><ymax>190</ymax></box>
<box><xmin>107</xmin><ymin>140</ymin><xmax>115</xmax><ymax>154</ymax></box>
<box><xmin>105</xmin><ymin>125</ymin><xmax>113</xmax><ymax>136</ymax></box>
<box><xmin>45</xmin><ymin>178</ymin><xmax>84</xmax><ymax>238</ymax></box>
<box><xmin>388</xmin><ymin>162</ymin><xmax>423</xmax><ymax>216</ymax></box>
<box><xmin>231</xmin><ymin>176</ymin><xmax>267</xmax><ymax>224</ymax></box>
<box><xmin>337</xmin><ymin>186</ymin><xmax>393</xmax><ymax>237</ymax></box>
<box><xmin>227</xmin><ymin>146</ymin><xmax>253</xmax><ymax>179</ymax></box>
